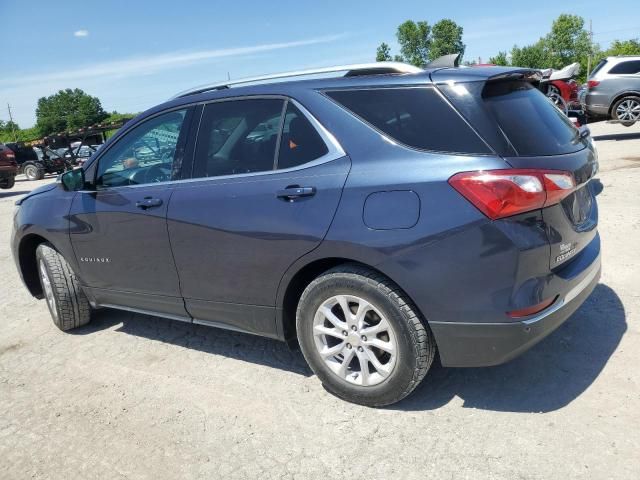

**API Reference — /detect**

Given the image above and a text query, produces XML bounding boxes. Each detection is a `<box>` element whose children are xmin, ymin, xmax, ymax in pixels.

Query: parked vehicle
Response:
<box><xmin>539</xmin><ymin>63</ymin><xmax>582</xmax><ymax>114</ymax></box>
<box><xmin>5</xmin><ymin>142</ymin><xmax>66</xmax><ymax>180</ymax></box>
<box><xmin>11</xmin><ymin>62</ymin><xmax>601</xmax><ymax>406</ymax></box>
<box><xmin>583</xmin><ymin>55</ymin><xmax>640</xmax><ymax>126</ymax></box>
<box><xmin>0</xmin><ymin>143</ymin><xmax>18</xmax><ymax>189</ymax></box>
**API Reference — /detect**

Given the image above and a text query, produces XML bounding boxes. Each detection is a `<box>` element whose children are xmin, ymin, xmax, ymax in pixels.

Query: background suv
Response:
<box><xmin>584</xmin><ymin>55</ymin><xmax>640</xmax><ymax>126</ymax></box>
<box><xmin>12</xmin><ymin>62</ymin><xmax>601</xmax><ymax>406</ymax></box>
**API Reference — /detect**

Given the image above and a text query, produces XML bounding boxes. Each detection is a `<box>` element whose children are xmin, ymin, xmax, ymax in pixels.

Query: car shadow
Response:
<box><xmin>592</xmin><ymin>131</ymin><xmax>640</xmax><ymax>141</ymax></box>
<box><xmin>392</xmin><ymin>284</ymin><xmax>626</xmax><ymax>413</ymax></box>
<box><xmin>0</xmin><ymin>190</ymin><xmax>30</xmax><ymax>198</ymax></box>
<box><xmin>72</xmin><ymin>283</ymin><xmax>624</xmax><ymax>411</ymax></box>
<box><xmin>75</xmin><ymin>308</ymin><xmax>313</xmax><ymax>377</ymax></box>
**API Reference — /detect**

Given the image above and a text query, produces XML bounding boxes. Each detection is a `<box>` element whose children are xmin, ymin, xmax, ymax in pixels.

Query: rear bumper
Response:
<box><xmin>431</xmin><ymin>251</ymin><xmax>601</xmax><ymax>367</ymax></box>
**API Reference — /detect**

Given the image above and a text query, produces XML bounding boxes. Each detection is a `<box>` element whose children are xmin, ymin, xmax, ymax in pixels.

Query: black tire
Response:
<box><xmin>296</xmin><ymin>264</ymin><xmax>436</xmax><ymax>407</ymax></box>
<box><xmin>23</xmin><ymin>163</ymin><xmax>45</xmax><ymax>181</ymax></box>
<box><xmin>36</xmin><ymin>243</ymin><xmax>91</xmax><ymax>331</ymax></box>
<box><xmin>611</xmin><ymin>95</ymin><xmax>640</xmax><ymax>127</ymax></box>
<box><xmin>0</xmin><ymin>176</ymin><xmax>15</xmax><ymax>189</ymax></box>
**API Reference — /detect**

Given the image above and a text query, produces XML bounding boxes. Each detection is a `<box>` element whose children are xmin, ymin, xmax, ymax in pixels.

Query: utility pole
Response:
<box><xmin>6</xmin><ymin>103</ymin><xmax>17</xmax><ymax>142</ymax></box>
<box><xmin>587</xmin><ymin>19</ymin><xmax>593</xmax><ymax>77</ymax></box>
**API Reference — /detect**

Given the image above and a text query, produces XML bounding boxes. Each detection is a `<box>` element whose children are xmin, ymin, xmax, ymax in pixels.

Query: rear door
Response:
<box><xmin>167</xmin><ymin>97</ymin><xmax>349</xmax><ymax>336</ymax></box>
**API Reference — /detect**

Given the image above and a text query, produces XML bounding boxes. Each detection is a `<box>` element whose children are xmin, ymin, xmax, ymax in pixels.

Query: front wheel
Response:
<box><xmin>36</xmin><ymin>243</ymin><xmax>92</xmax><ymax>331</ymax></box>
<box><xmin>612</xmin><ymin>96</ymin><xmax>640</xmax><ymax>127</ymax></box>
<box><xmin>296</xmin><ymin>264</ymin><xmax>436</xmax><ymax>407</ymax></box>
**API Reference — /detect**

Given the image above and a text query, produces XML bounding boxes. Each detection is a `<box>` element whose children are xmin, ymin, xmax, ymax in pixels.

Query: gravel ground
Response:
<box><xmin>1</xmin><ymin>122</ymin><xmax>639</xmax><ymax>479</ymax></box>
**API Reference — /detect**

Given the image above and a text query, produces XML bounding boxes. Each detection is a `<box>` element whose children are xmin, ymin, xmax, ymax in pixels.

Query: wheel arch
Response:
<box><xmin>608</xmin><ymin>90</ymin><xmax>640</xmax><ymax>116</ymax></box>
<box><xmin>17</xmin><ymin>233</ymin><xmax>53</xmax><ymax>298</ymax></box>
<box><xmin>277</xmin><ymin>256</ymin><xmax>421</xmax><ymax>345</ymax></box>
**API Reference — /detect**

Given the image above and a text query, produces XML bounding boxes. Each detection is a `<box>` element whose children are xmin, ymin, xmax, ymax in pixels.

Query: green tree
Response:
<box><xmin>489</xmin><ymin>51</ymin><xmax>509</xmax><ymax>66</ymax></box>
<box><xmin>545</xmin><ymin>14</ymin><xmax>591</xmax><ymax>70</ymax></box>
<box><xmin>429</xmin><ymin>19</ymin><xmax>465</xmax><ymax>61</ymax></box>
<box><xmin>36</xmin><ymin>88</ymin><xmax>107</xmax><ymax>136</ymax></box>
<box><xmin>396</xmin><ymin>20</ymin><xmax>431</xmax><ymax>67</ymax></box>
<box><xmin>511</xmin><ymin>40</ymin><xmax>551</xmax><ymax>68</ymax></box>
<box><xmin>376</xmin><ymin>42</ymin><xmax>392</xmax><ymax>62</ymax></box>
<box><xmin>603</xmin><ymin>38</ymin><xmax>640</xmax><ymax>56</ymax></box>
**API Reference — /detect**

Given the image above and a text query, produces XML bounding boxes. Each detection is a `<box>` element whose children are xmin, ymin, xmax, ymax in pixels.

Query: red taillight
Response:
<box><xmin>507</xmin><ymin>296</ymin><xmax>557</xmax><ymax>318</ymax></box>
<box><xmin>448</xmin><ymin>169</ymin><xmax>576</xmax><ymax>220</ymax></box>
<box><xmin>587</xmin><ymin>80</ymin><xmax>600</xmax><ymax>89</ymax></box>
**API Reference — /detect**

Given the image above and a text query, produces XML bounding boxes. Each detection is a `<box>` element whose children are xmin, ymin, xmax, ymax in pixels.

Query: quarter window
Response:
<box><xmin>609</xmin><ymin>60</ymin><xmax>640</xmax><ymax>75</ymax></box>
<box><xmin>96</xmin><ymin>109</ymin><xmax>187</xmax><ymax>188</ymax></box>
<box><xmin>325</xmin><ymin>87</ymin><xmax>491</xmax><ymax>154</ymax></box>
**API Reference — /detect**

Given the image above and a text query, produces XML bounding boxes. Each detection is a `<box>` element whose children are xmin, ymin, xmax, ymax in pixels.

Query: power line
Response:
<box><xmin>592</xmin><ymin>27</ymin><xmax>639</xmax><ymax>37</ymax></box>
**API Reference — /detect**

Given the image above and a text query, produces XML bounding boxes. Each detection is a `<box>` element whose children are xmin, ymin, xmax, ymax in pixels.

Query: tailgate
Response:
<box><xmin>505</xmin><ymin>145</ymin><xmax>599</xmax><ymax>268</ymax></box>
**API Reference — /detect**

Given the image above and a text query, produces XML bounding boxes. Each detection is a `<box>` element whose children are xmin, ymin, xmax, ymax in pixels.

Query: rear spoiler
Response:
<box><xmin>487</xmin><ymin>69</ymin><xmax>543</xmax><ymax>83</ymax></box>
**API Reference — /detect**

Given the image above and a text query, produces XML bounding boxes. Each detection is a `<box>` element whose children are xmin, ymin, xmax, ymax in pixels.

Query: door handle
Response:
<box><xmin>135</xmin><ymin>197</ymin><xmax>163</xmax><ymax>210</ymax></box>
<box><xmin>276</xmin><ymin>185</ymin><xmax>316</xmax><ymax>201</ymax></box>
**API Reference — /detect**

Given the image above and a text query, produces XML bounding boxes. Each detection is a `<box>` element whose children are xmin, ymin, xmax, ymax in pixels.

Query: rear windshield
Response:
<box><xmin>325</xmin><ymin>87</ymin><xmax>491</xmax><ymax>154</ymax></box>
<box><xmin>481</xmin><ymin>81</ymin><xmax>584</xmax><ymax>156</ymax></box>
<box><xmin>589</xmin><ymin>59</ymin><xmax>608</xmax><ymax>78</ymax></box>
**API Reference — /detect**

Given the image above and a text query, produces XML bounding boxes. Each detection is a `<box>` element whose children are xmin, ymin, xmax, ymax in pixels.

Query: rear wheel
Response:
<box><xmin>23</xmin><ymin>163</ymin><xmax>45</xmax><ymax>181</ymax></box>
<box><xmin>296</xmin><ymin>264</ymin><xmax>436</xmax><ymax>407</ymax></box>
<box><xmin>36</xmin><ymin>243</ymin><xmax>92</xmax><ymax>331</ymax></box>
<box><xmin>612</xmin><ymin>96</ymin><xmax>640</xmax><ymax>127</ymax></box>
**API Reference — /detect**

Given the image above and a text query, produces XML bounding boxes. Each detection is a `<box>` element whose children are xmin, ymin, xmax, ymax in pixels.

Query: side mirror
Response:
<box><xmin>59</xmin><ymin>168</ymin><xmax>86</xmax><ymax>191</ymax></box>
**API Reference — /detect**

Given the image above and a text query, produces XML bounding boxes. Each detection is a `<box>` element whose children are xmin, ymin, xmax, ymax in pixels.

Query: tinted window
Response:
<box><xmin>482</xmin><ymin>81</ymin><xmax>584</xmax><ymax>156</ymax></box>
<box><xmin>96</xmin><ymin>109</ymin><xmax>187</xmax><ymax>188</ymax></box>
<box><xmin>609</xmin><ymin>60</ymin><xmax>640</xmax><ymax>75</ymax></box>
<box><xmin>325</xmin><ymin>87</ymin><xmax>490</xmax><ymax>154</ymax></box>
<box><xmin>193</xmin><ymin>99</ymin><xmax>284</xmax><ymax>178</ymax></box>
<box><xmin>277</xmin><ymin>103</ymin><xmax>328</xmax><ymax>169</ymax></box>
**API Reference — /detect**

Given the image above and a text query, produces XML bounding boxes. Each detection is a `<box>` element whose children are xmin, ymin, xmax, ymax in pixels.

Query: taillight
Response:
<box><xmin>587</xmin><ymin>80</ymin><xmax>600</xmax><ymax>89</ymax></box>
<box><xmin>448</xmin><ymin>169</ymin><xmax>576</xmax><ymax>220</ymax></box>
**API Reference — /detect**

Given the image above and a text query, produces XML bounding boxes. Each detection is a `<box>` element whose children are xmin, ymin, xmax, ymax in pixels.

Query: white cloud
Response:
<box><xmin>74</xmin><ymin>29</ymin><xmax>89</xmax><ymax>37</ymax></box>
<box><xmin>1</xmin><ymin>33</ymin><xmax>347</xmax><ymax>90</ymax></box>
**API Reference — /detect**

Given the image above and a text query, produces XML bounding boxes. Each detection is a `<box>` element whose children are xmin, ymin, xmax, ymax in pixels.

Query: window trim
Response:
<box><xmin>320</xmin><ymin>85</ymin><xmax>496</xmax><ymax>156</ymax></box>
<box><xmin>89</xmin><ymin>105</ymin><xmax>194</xmax><ymax>190</ymax></box>
<box><xmin>186</xmin><ymin>94</ymin><xmax>346</xmax><ymax>182</ymax></box>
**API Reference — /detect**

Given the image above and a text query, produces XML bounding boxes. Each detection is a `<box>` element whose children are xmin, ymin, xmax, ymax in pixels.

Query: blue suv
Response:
<box><xmin>11</xmin><ymin>62</ymin><xmax>601</xmax><ymax>406</ymax></box>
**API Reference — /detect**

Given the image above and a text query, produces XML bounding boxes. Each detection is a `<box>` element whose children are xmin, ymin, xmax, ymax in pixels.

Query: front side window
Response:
<box><xmin>193</xmin><ymin>99</ymin><xmax>284</xmax><ymax>178</ymax></box>
<box><xmin>96</xmin><ymin>109</ymin><xmax>187</xmax><ymax>188</ymax></box>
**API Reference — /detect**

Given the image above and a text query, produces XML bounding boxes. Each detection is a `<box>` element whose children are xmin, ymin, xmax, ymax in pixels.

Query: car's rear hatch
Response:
<box><xmin>435</xmin><ymin>69</ymin><xmax>598</xmax><ymax>269</ymax></box>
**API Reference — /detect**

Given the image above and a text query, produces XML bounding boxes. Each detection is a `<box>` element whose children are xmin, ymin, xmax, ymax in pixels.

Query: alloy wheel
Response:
<box><xmin>616</xmin><ymin>99</ymin><xmax>640</xmax><ymax>122</ymax></box>
<box><xmin>312</xmin><ymin>294</ymin><xmax>397</xmax><ymax>386</ymax></box>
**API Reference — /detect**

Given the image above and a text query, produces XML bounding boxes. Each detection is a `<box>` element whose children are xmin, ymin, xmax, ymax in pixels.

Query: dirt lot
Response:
<box><xmin>1</xmin><ymin>122</ymin><xmax>639</xmax><ymax>479</ymax></box>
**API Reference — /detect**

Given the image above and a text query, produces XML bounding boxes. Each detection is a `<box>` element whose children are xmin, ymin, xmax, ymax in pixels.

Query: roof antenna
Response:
<box><xmin>425</xmin><ymin>53</ymin><xmax>461</xmax><ymax>68</ymax></box>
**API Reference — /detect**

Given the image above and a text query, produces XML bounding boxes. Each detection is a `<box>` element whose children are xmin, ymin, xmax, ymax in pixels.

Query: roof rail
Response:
<box><xmin>170</xmin><ymin>62</ymin><xmax>423</xmax><ymax>99</ymax></box>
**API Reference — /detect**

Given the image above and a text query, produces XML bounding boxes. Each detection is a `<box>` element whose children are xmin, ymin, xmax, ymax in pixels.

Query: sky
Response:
<box><xmin>1</xmin><ymin>0</ymin><xmax>638</xmax><ymax>127</ymax></box>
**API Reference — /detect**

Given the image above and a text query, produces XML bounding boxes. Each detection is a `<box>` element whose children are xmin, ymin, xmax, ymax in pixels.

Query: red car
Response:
<box><xmin>0</xmin><ymin>143</ymin><xmax>18</xmax><ymax>189</ymax></box>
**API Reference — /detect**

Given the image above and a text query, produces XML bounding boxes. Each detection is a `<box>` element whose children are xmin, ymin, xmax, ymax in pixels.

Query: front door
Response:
<box><xmin>167</xmin><ymin>98</ymin><xmax>350</xmax><ymax>336</ymax></box>
<box><xmin>70</xmin><ymin>108</ymin><xmax>192</xmax><ymax>318</ymax></box>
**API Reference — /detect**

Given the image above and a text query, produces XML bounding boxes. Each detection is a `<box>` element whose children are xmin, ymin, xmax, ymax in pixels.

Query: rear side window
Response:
<box><xmin>193</xmin><ymin>99</ymin><xmax>284</xmax><ymax>178</ymax></box>
<box><xmin>277</xmin><ymin>103</ymin><xmax>328</xmax><ymax>169</ymax></box>
<box><xmin>481</xmin><ymin>81</ymin><xmax>584</xmax><ymax>156</ymax></box>
<box><xmin>609</xmin><ymin>60</ymin><xmax>640</xmax><ymax>75</ymax></box>
<box><xmin>325</xmin><ymin>87</ymin><xmax>491</xmax><ymax>154</ymax></box>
